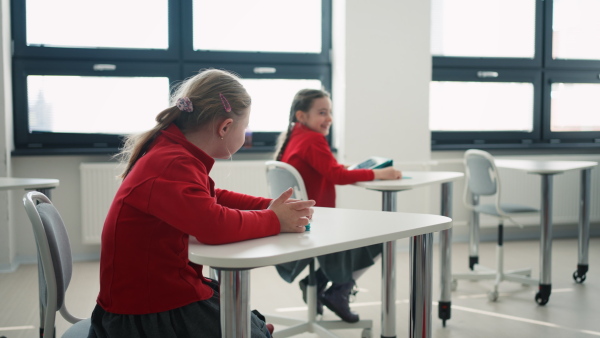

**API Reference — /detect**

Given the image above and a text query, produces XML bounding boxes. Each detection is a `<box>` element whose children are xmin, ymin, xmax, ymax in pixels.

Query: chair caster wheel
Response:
<box><xmin>451</xmin><ymin>279</ymin><xmax>457</xmax><ymax>291</ymax></box>
<box><xmin>487</xmin><ymin>290</ymin><xmax>499</xmax><ymax>302</ymax></box>
<box><xmin>535</xmin><ymin>284</ymin><xmax>551</xmax><ymax>305</ymax></box>
<box><xmin>573</xmin><ymin>270</ymin><xmax>586</xmax><ymax>284</ymax></box>
<box><xmin>361</xmin><ymin>328</ymin><xmax>372</xmax><ymax>338</ymax></box>
<box><xmin>535</xmin><ymin>292</ymin><xmax>549</xmax><ymax>305</ymax></box>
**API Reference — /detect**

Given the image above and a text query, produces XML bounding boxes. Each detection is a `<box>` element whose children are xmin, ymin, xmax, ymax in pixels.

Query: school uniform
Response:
<box><xmin>90</xmin><ymin>124</ymin><xmax>276</xmax><ymax>337</ymax></box>
<box><xmin>276</xmin><ymin>123</ymin><xmax>382</xmax><ymax>283</ymax></box>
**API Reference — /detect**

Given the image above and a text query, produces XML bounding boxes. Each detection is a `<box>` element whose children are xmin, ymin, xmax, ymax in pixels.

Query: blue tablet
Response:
<box><xmin>348</xmin><ymin>156</ymin><xmax>393</xmax><ymax>170</ymax></box>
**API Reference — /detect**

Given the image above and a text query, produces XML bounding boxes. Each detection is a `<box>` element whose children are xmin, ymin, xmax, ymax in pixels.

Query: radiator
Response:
<box><xmin>80</xmin><ymin>160</ymin><xmax>269</xmax><ymax>244</ymax></box>
<box><xmin>80</xmin><ymin>163</ymin><xmax>124</xmax><ymax>244</ymax></box>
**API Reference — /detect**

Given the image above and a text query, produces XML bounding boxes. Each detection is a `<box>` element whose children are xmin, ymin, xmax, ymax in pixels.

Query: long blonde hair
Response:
<box><xmin>117</xmin><ymin>69</ymin><xmax>251</xmax><ymax>178</ymax></box>
<box><xmin>274</xmin><ymin>89</ymin><xmax>330</xmax><ymax>161</ymax></box>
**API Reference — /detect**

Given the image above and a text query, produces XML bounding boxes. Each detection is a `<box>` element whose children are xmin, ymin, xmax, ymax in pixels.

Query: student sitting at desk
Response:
<box><xmin>274</xmin><ymin>88</ymin><xmax>402</xmax><ymax>323</ymax></box>
<box><xmin>89</xmin><ymin>69</ymin><xmax>315</xmax><ymax>338</ymax></box>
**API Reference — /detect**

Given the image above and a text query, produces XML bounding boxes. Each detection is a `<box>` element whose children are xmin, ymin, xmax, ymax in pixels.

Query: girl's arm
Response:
<box><xmin>215</xmin><ymin>188</ymin><xmax>271</xmax><ymax>210</ymax></box>
<box><xmin>303</xmin><ymin>135</ymin><xmax>374</xmax><ymax>185</ymax></box>
<box><xmin>133</xmin><ymin>159</ymin><xmax>280</xmax><ymax>245</ymax></box>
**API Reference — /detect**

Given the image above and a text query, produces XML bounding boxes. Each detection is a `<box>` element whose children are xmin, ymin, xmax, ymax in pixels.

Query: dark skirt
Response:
<box><xmin>88</xmin><ymin>279</ymin><xmax>271</xmax><ymax>338</ymax></box>
<box><xmin>276</xmin><ymin>244</ymin><xmax>383</xmax><ymax>283</ymax></box>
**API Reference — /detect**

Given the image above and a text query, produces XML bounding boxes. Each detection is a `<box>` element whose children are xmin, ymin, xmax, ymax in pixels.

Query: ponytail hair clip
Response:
<box><xmin>219</xmin><ymin>93</ymin><xmax>232</xmax><ymax>113</ymax></box>
<box><xmin>176</xmin><ymin>97</ymin><xmax>194</xmax><ymax>113</ymax></box>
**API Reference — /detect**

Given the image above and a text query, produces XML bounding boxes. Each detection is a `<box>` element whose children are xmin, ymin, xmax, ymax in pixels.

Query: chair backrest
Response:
<box><xmin>23</xmin><ymin>191</ymin><xmax>73</xmax><ymax>338</ymax></box>
<box><xmin>265</xmin><ymin>161</ymin><xmax>308</xmax><ymax>201</ymax></box>
<box><xmin>463</xmin><ymin>149</ymin><xmax>500</xmax><ymax>197</ymax></box>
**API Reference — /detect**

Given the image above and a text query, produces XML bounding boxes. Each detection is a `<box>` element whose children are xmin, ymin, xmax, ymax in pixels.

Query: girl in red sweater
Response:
<box><xmin>89</xmin><ymin>69</ymin><xmax>315</xmax><ymax>338</ymax></box>
<box><xmin>274</xmin><ymin>89</ymin><xmax>401</xmax><ymax>323</ymax></box>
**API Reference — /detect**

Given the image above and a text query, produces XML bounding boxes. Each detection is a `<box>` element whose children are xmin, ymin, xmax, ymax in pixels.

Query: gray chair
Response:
<box><xmin>452</xmin><ymin>149</ymin><xmax>540</xmax><ymax>301</ymax></box>
<box><xmin>264</xmin><ymin>161</ymin><xmax>372</xmax><ymax>338</ymax></box>
<box><xmin>23</xmin><ymin>191</ymin><xmax>91</xmax><ymax>338</ymax></box>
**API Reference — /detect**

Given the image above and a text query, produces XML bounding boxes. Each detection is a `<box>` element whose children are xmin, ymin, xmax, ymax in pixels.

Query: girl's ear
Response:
<box><xmin>217</xmin><ymin>118</ymin><xmax>234</xmax><ymax>138</ymax></box>
<box><xmin>295</xmin><ymin>110</ymin><xmax>306</xmax><ymax>123</ymax></box>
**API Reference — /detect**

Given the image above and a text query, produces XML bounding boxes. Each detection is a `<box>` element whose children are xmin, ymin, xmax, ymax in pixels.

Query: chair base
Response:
<box><xmin>452</xmin><ymin>244</ymin><xmax>538</xmax><ymax>302</ymax></box>
<box><xmin>266</xmin><ymin>284</ymin><xmax>372</xmax><ymax>338</ymax></box>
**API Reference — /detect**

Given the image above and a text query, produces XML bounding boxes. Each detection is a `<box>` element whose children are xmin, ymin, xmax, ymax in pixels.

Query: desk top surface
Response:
<box><xmin>188</xmin><ymin>207</ymin><xmax>451</xmax><ymax>269</ymax></box>
<box><xmin>0</xmin><ymin>177</ymin><xmax>60</xmax><ymax>190</ymax></box>
<box><xmin>354</xmin><ymin>171</ymin><xmax>464</xmax><ymax>191</ymax></box>
<box><xmin>495</xmin><ymin>159</ymin><xmax>598</xmax><ymax>174</ymax></box>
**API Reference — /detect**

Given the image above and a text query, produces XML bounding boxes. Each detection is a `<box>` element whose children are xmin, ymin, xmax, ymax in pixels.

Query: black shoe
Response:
<box><xmin>321</xmin><ymin>281</ymin><xmax>360</xmax><ymax>323</ymax></box>
<box><xmin>298</xmin><ymin>270</ymin><xmax>328</xmax><ymax>315</ymax></box>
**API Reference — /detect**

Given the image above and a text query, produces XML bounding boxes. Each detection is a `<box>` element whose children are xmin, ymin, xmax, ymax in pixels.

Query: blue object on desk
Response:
<box><xmin>349</xmin><ymin>156</ymin><xmax>393</xmax><ymax>170</ymax></box>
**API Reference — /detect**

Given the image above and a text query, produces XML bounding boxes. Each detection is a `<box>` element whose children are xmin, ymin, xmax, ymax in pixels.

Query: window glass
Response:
<box><xmin>550</xmin><ymin>83</ymin><xmax>600</xmax><ymax>131</ymax></box>
<box><xmin>552</xmin><ymin>0</ymin><xmax>600</xmax><ymax>60</ymax></box>
<box><xmin>193</xmin><ymin>0</ymin><xmax>321</xmax><ymax>53</ymax></box>
<box><xmin>241</xmin><ymin>79</ymin><xmax>323</xmax><ymax>132</ymax></box>
<box><xmin>27</xmin><ymin>76</ymin><xmax>168</xmax><ymax>134</ymax></box>
<box><xmin>430</xmin><ymin>81</ymin><xmax>534</xmax><ymax>132</ymax></box>
<box><xmin>431</xmin><ymin>0</ymin><xmax>536</xmax><ymax>58</ymax></box>
<box><xmin>25</xmin><ymin>0</ymin><xmax>168</xmax><ymax>49</ymax></box>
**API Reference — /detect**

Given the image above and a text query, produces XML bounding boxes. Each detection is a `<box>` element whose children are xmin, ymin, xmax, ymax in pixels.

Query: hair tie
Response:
<box><xmin>219</xmin><ymin>93</ymin><xmax>232</xmax><ymax>113</ymax></box>
<box><xmin>176</xmin><ymin>97</ymin><xmax>194</xmax><ymax>113</ymax></box>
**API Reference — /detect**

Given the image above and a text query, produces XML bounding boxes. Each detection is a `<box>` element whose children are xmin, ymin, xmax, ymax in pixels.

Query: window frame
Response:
<box><xmin>12</xmin><ymin>59</ymin><xmax>182</xmax><ymax>153</ymax></box>
<box><xmin>542</xmin><ymin>70</ymin><xmax>600</xmax><ymax>144</ymax></box>
<box><xmin>431</xmin><ymin>0</ymin><xmax>600</xmax><ymax>150</ymax></box>
<box><xmin>10</xmin><ymin>0</ymin><xmax>332</xmax><ymax>155</ymax></box>
<box><xmin>11</xmin><ymin>0</ymin><xmax>182</xmax><ymax>62</ymax></box>
<box><xmin>431</xmin><ymin>68</ymin><xmax>543</xmax><ymax>149</ymax></box>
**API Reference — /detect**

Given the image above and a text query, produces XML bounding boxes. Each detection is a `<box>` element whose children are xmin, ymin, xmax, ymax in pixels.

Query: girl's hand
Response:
<box><xmin>373</xmin><ymin>167</ymin><xmax>402</xmax><ymax>180</ymax></box>
<box><xmin>268</xmin><ymin>188</ymin><xmax>315</xmax><ymax>233</ymax></box>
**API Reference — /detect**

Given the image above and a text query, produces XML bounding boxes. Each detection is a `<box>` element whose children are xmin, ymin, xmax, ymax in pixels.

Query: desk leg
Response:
<box><xmin>409</xmin><ymin>233</ymin><xmax>433</xmax><ymax>338</ymax></box>
<box><xmin>536</xmin><ymin>174</ymin><xmax>553</xmax><ymax>305</ymax></box>
<box><xmin>438</xmin><ymin>182</ymin><xmax>452</xmax><ymax>326</ymax></box>
<box><xmin>574</xmin><ymin>168</ymin><xmax>592</xmax><ymax>283</ymax></box>
<box><xmin>381</xmin><ymin>191</ymin><xmax>397</xmax><ymax>338</ymax></box>
<box><xmin>219</xmin><ymin>269</ymin><xmax>251</xmax><ymax>338</ymax></box>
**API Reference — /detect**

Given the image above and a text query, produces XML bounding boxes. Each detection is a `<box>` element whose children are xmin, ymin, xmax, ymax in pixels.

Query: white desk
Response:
<box><xmin>0</xmin><ymin>177</ymin><xmax>60</xmax><ymax>338</ymax></box>
<box><xmin>474</xmin><ymin>159</ymin><xmax>598</xmax><ymax>305</ymax></box>
<box><xmin>189</xmin><ymin>206</ymin><xmax>451</xmax><ymax>338</ymax></box>
<box><xmin>0</xmin><ymin>177</ymin><xmax>59</xmax><ymax>195</ymax></box>
<box><xmin>355</xmin><ymin>171</ymin><xmax>464</xmax><ymax>329</ymax></box>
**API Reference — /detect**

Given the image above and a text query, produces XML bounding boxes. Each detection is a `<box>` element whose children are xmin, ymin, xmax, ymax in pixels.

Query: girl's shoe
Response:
<box><xmin>321</xmin><ymin>281</ymin><xmax>360</xmax><ymax>323</ymax></box>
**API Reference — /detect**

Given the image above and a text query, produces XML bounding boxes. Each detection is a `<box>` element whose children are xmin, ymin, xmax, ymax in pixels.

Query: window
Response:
<box><xmin>11</xmin><ymin>0</ymin><xmax>332</xmax><ymax>154</ymax></box>
<box><xmin>430</xmin><ymin>0</ymin><xmax>600</xmax><ymax>150</ymax></box>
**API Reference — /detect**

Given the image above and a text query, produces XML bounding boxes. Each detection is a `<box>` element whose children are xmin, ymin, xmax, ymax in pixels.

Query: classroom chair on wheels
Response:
<box><xmin>264</xmin><ymin>161</ymin><xmax>373</xmax><ymax>338</ymax></box>
<box><xmin>23</xmin><ymin>191</ymin><xmax>91</xmax><ymax>338</ymax></box>
<box><xmin>452</xmin><ymin>149</ymin><xmax>540</xmax><ymax>302</ymax></box>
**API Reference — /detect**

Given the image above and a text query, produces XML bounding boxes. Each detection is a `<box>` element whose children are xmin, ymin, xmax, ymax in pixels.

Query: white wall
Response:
<box><xmin>0</xmin><ymin>0</ymin><xmax>14</xmax><ymax>270</ymax></box>
<box><xmin>333</xmin><ymin>0</ymin><xmax>434</xmax><ymax>215</ymax></box>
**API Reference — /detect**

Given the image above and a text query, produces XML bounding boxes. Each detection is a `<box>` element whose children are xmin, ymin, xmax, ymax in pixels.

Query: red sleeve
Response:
<box><xmin>215</xmin><ymin>188</ymin><xmax>272</xmax><ymax>210</ymax></box>
<box><xmin>302</xmin><ymin>134</ymin><xmax>374</xmax><ymax>185</ymax></box>
<box><xmin>130</xmin><ymin>157</ymin><xmax>280</xmax><ymax>245</ymax></box>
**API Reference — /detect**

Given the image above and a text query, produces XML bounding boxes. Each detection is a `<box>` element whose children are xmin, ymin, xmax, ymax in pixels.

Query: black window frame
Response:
<box><xmin>431</xmin><ymin>0</ymin><xmax>600</xmax><ymax>150</ymax></box>
<box><xmin>10</xmin><ymin>0</ymin><xmax>332</xmax><ymax>155</ymax></box>
<box><xmin>431</xmin><ymin>68</ymin><xmax>543</xmax><ymax>148</ymax></box>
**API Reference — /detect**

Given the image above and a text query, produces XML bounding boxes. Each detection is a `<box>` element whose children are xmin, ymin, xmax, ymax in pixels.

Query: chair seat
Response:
<box><xmin>62</xmin><ymin>318</ymin><xmax>91</xmax><ymax>338</ymax></box>
<box><xmin>475</xmin><ymin>203</ymin><xmax>538</xmax><ymax>218</ymax></box>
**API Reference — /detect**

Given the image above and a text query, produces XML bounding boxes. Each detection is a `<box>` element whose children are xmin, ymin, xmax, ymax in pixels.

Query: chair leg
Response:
<box><xmin>266</xmin><ymin>260</ymin><xmax>372</xmax><ymax>337</ymax></box>
<box><xmin>454</xmin><ymin>219</ymin><xmax>538</xmax><ymax>298</ymax></box>
<box><xmin>489</xmin><ymin>223</ymin><xmax>504</xmax><ymax>301</ymax></box>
